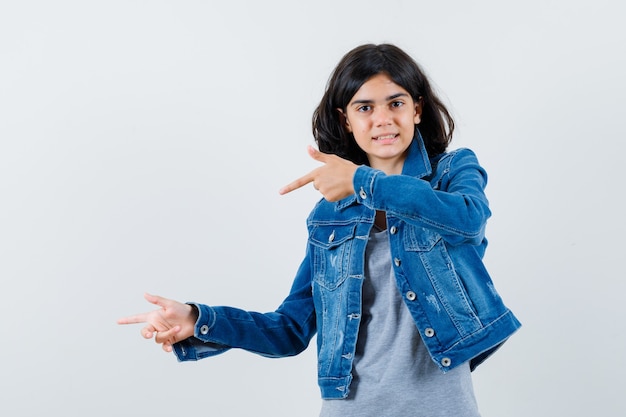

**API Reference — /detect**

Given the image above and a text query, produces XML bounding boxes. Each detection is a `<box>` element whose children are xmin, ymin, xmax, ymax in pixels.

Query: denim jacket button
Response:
<box><xmin>389</xmin><ymin>226</ymin><xmax>397</xmax><ymax>234</ymax></box>
<box><xmin>424</xmin><ymin>328</ymin><xmax>435</xmax><ymax>337</ymax></box>
<box><xmin>394</xmin><ymin>258</ymin><xmax>401</xmax><ymax>267</ymax></box>
<box><xmin>441</xmin><ymin>357</ymin><xmax>452</xmax><ymax>367</ymax></box>
<box><xmin>406</xmin><ymin>291</ymin><xmax>416</xmax><ymax>301</ymax></box>
<box><xmin>200</xmin><ymin>325</ymin><xmax>209</xmax><ymax>335</ymax></box>
<box><xmin>359</xmin><ymin>187</ymin><xmax>367</xmax><ymax>199</ymax></box>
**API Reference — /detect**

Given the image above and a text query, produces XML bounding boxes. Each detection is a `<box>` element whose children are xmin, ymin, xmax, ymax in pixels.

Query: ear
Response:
<box><xmin>413</xmin><ymin>98</ymin><xmax>423</xmax><ymax>125</ymax></box>
<box><xmin>337</xmin><ymin>108</ymin><xmax>352</xmax><ymax>132</ymax></box>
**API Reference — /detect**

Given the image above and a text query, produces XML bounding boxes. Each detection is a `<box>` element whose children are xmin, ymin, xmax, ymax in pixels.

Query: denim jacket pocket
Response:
<box><xmin>309</xmin><ymin>223</ymin><xmax>357</xmax><ymax>290</ymax></box>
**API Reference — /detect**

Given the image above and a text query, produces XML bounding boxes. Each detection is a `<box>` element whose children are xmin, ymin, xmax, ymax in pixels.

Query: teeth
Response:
<box><xmin>375</xmin><ymin>134</ymin><xmax>396</xmax><ymax>140</ymax></box>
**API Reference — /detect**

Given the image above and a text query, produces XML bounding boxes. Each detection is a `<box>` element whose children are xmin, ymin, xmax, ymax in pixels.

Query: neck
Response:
<box><xmin>367</xmin><ymin>153</ymin><xmax>407</xmax><ymax>175</ymax></box>
<box><xmin>369</xmin><ymin>160</ymin><xmax>404</xmax><ymax>175</ymax></box>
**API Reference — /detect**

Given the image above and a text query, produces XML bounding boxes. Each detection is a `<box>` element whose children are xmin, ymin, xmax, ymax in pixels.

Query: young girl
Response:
<box><xmin>118</xmin><ymin>43</ymin><xmax>521</xmax><ymax>416</ymax></box>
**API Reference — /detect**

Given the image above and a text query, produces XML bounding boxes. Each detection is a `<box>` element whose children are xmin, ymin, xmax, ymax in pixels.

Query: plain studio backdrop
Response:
<box><xmin>1</xmin><ymin>1</ymin><xmax>624</xmax><ymax>416</ymax></box>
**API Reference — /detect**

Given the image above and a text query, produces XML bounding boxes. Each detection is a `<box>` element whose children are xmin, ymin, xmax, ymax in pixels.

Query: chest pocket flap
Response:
<box><xmin>309</xmin><ymin>223</ymin><xmax>357</xmax><ymax>249</ymax></box>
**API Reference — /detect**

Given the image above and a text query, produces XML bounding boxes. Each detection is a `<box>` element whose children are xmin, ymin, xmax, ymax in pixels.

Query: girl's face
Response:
<box><xmin>340</xmin><ymin>73</ymin><xmax>421</xmax><ymax>174</ymax></box>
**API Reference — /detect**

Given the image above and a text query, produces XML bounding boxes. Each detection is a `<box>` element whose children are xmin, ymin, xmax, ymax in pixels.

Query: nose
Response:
<box><xmin>373</xmin><ymin>107</ymin><xmax>393</xmax><ymax>126</ymax></box>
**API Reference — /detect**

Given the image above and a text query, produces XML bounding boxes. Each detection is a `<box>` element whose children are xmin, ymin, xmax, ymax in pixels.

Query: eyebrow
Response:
<box><xmin>349</xmin><ymin>92</ymin><xmax>410</xmax><ymax>106</ymax></box>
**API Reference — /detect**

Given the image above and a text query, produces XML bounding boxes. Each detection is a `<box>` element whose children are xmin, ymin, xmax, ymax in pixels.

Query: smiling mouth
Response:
<box><xmin>373</xmin><ymin>134</ymin><xmax>398</xmax><ymax>141</ymax></box>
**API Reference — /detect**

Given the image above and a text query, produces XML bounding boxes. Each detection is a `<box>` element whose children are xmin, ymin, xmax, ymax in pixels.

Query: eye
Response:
<box><xmin>390</xmin><ymin>100</ymin><xmax>404</xmax><ymax>108</ymax></box>
<box><xmin>357</xmin><ymin>105</ymin><xmax>372</xmax><ymax>113</ymax></box>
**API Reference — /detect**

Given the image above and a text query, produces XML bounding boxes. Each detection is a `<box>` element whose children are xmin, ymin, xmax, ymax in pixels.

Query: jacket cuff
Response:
<box><xmin>190</xmin><ymin>303</ymin><xmax>218</xmax><ymax>341</ymax></box>
<box><xmin>353</xmin><ymin>165</ymin><xmax>382</xmax><ymax>208</ymax></box>
<box><xmin>172</xmin><ymin>303</ymin><xmax>229</xmax><ymax>361</ymax></box>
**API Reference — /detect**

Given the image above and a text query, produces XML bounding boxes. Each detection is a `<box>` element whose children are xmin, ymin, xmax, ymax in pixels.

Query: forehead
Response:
<box><xmin>350</xmin><ymin>73</ymin><xmax>410</xmax><ymax>102</ymax></box>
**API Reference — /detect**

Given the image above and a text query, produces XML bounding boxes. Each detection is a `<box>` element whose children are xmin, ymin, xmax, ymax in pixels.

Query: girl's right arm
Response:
<box><xmin>173</xmin><ymin>251</ymin><xmax>317</xmax><ymax>361</ymax></box>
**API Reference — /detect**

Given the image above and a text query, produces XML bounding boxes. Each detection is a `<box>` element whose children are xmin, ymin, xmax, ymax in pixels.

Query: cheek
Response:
<box><xmin>347</xmin><ymin>120</ymin><xmax>368</xmax><ymax>137</ymax></box>
<box><xmin>352</xmin><ymin>131</ymin><xmax>369</xmax><ymax>143</ymax></box>
<box><xmin>352</xmin><ymin>131</ymin><xmax>373</xmax><ymax>149</ymax></box>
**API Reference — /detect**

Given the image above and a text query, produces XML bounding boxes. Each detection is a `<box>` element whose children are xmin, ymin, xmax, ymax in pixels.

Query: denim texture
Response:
<box><xmin>173</xmin><ymin>132</ymin><xmax>521</xmax><ymax>399</ymax></box>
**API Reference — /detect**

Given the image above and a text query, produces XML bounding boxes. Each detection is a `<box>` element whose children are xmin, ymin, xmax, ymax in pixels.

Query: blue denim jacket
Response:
<box><xmin>173</xmin><ymin>133</ymin><xmax>521</xmax><ymax>399</ymax></box>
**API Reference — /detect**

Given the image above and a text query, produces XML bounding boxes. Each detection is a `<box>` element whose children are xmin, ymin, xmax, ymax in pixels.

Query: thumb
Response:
<box><xmin>144</xmin><ymin>293</ymin><xmax>167</xmax><ymax>308</ymax></box>
<box><xmin>307</xmin><ymin>145</ymin><xmax>330</xmax><ymax>163</ymax></box>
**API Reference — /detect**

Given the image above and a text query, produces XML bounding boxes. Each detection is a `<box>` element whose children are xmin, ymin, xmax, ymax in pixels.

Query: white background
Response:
<box><xmin>1</xmin><ymin>1</ymin><xmax>625</xmax><ymax>416</ymax></box>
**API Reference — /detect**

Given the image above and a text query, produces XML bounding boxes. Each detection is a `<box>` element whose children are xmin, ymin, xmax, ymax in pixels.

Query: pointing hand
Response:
<box><xmin>279</xmin><ymin>146</ymin><xmax>358</xmax><ymax>202</ymax></box>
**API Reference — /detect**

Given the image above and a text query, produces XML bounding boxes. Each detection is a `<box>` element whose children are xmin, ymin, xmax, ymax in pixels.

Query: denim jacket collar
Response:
<box><xmin>335</xmin><ymin>130</ymin><xmax>432</xmax><ymax>211</ymax></box>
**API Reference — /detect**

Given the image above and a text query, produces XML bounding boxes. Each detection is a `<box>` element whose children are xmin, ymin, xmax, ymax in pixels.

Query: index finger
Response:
<box><xmin>117</xmin><ymin>312</ymin><xmax>150</xmax><ymax>325</ymax></box>
<box><xmin>278</xmin><ymin>171</ymin><xmax>315</xmax><ymax>195</ymax></box>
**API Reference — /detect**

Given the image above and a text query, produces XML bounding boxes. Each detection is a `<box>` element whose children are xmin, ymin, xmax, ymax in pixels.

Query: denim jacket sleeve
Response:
<box><xmin>172</xmin><ymin>248</ymin><xmax>317</xmax><ymax>361</ymax></box>
<box><xmin>353</xmin><ymin>148</ymin><xmax>491</xmax><ymax>246</ymax></box>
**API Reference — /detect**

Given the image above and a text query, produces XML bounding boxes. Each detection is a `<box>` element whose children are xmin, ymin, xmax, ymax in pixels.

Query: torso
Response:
<box><xmin>319</xmin><ymin>228</ymin><xmax>481</xmax><ymax>417</ymax></box>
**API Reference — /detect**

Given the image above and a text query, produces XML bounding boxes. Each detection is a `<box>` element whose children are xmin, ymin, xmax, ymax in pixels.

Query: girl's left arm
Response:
<box><xmin>353</xmin><ymin>148</ymin><xmax>491</xmax><ymax>246</ymax></box>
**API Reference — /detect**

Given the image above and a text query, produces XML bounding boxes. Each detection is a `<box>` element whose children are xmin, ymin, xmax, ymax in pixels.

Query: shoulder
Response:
<box><xmin>437</xmin><ymin>147</ymin><xmax>479</xmax><ymax>163</ymax></box>
<box><xmin>429</xmin><ymin>148</ymin><xmax>488</xmax><ymax>189</ymax></box>
<box><xmin>435</xmin><ymin>147</ymin><xmax>485</xmax><ymax>172</ymax></box>
<box><xmin>306</xmin><ymin>198</ymin><xmax>336</xmax><ymax>225</ymax></box>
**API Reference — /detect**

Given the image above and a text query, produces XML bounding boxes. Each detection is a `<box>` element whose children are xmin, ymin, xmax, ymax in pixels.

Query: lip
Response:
<box><xmin>372</xmin><ymin>133</ymin><xmax>399</xmax><ymax>142</ymax></box>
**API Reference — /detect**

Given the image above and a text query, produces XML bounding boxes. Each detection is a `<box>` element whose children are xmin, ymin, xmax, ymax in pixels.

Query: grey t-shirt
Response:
<box><xmin>319</xmin><ymin>228</ymin><xmax>481</xmax><ymax>417</ymax></box>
